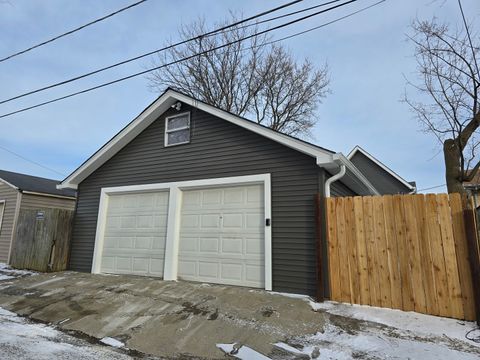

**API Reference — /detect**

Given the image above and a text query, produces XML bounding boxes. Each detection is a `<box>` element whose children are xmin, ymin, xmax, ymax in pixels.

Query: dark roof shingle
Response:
<box><xmin>0</xmin><ymin>169</ymin><xmax>76</xmax><ymax>198</ymax></box>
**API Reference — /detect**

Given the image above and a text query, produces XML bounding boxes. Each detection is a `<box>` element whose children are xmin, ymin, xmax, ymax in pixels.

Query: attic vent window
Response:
<box><xmin>165</xmin><ymin>112</ymin><xmax>190</xmax><ymax>147</ymax></box>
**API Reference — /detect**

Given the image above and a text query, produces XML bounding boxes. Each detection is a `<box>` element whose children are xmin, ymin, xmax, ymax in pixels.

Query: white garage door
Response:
<box><xmin>178</xmin><ymin>184</ymin><xmax>264</xmax><ymax>288</ymax></box>
<box><xmin>100</xmin><ymin>191</ymin><xmax>169</xmax><ymax>277</ymax></box>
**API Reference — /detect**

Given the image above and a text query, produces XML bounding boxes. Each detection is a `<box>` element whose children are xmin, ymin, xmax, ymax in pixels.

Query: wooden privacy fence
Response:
<box><xmin>9</xmin><ymin>208</ymin><xmax>74</xmax><ymax>272</ymax></box>
<box><xmin>325</xmin><ymin>193</ymin><xmax>478</xmax><ymax>321</ymax></box>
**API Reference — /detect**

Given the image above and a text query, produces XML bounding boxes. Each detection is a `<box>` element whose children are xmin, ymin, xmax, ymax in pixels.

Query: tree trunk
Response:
<box><xmin>444</xmin><ymin>139</ymin><xmax>466</xmax><ymax>194</ymax></box>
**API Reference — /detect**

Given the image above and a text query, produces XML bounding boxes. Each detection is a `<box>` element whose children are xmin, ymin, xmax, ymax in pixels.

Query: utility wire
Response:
<box><xmin>417</xmin><ymin>184</ymin><xmax>447</xmax><ymax>192</ymax></box>
<box><xmin>0</xmin><ymin>144</ymin><xmax>66</xmax><ymax>177</ymax></box>
<box><xmin>262</xmin><ymin>0</ymin><xmax>385</xmax><ymax>46</ymax></box>
<box><xmin>0</xmin><ymin>0</ymin><xmax>362</xmax><ymax>119</ymax></box>
<box><xmin>0</xmin><ymin>0</ymin><xmax>311</xmax><ymax>105</ymax></box>
<box><xmin>0</xmin><ymin>0</ymin><xmax>149</xmax><ymax>63</ymax></box>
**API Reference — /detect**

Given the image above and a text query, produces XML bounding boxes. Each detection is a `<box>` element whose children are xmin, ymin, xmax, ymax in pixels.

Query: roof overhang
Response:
<box><xmin>58</xmin><ymin>89</ymin><xmax>379</xmax><ymax>196</ymax></box>
<box><xmin>319</xmin><ymin>153</ymin><xmax>380</xmax><ymax>196</ymax></box>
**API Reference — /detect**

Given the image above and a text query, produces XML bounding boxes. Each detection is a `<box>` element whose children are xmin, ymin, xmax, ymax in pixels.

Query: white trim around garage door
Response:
<box><xmin>91</xmin><ymin>173</ymin><xmax>272</xmax><ymax>290</ymax></box>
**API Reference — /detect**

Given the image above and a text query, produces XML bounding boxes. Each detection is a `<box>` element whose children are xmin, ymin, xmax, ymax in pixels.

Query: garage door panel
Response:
<box><xmin>100</xmin><ymin>191</ymin><xmax>168</xmax><ymax>278</ymax></box>
<box><xmin>201</xmin><ymin>214</ymin><xmax>221</xmax><ymax>228</ymax></box>
<box><xmin>179</xmin><ymin>184</ymin><xmax>264</xmax><ymax>288</ymax></box>
<box><xmin>221</xmin><ymin>237</ymin><xmax>243</xmax><ymax>255</ymax></box>
<box><xmin>199</xmin><ymin>237</ymin><xmax>219</xmax><ymax>252</ymax></box>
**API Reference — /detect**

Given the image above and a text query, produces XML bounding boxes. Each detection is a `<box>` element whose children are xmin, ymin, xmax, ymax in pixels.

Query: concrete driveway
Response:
<box><xmin>0</xmin><ymin>271</ymin><xmax>324</xmax><ymax>359</ymax></box>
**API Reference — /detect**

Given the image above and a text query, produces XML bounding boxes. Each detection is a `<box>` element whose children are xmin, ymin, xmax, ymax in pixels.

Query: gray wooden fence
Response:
<box><xmin>10</xmin><ymin>208</ymin><xmax>74</xmax><ymax>272</ymax></box>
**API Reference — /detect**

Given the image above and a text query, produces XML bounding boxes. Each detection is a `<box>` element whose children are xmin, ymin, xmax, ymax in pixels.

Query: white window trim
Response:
<box><xmin>91</xmin><ymin>173</ymin><xmax>272</xmax><ymax>291</ymax></box>
<box><xmin>164</xmin><ymin>112</ymin><xmax>191</xmax><ymax>147</ymax></box>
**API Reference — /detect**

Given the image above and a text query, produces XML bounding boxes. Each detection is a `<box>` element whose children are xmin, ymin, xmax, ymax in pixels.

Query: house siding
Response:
<box><xmin>70</xmin><ymin>104</ymin><xmax>324</xmax><ymax>295</ymax></box>
<box><xmin>350</xmin><ymin>152</ymin><xmax>411</xmax><ymax>194</ymax></box>
<box><xmin>20</xmin><ymin>193</ymin><xmax>76</xmax><ymax>211</ymax></box>
<box><xmin>0</xmin><ymin>182</ymin><xmax>19</xmax><ymax>263</ymax></box>
<box><xmin>331</xmin><ymin>180</ymin><xmax>357</xmax><ymax>197</ymax></box>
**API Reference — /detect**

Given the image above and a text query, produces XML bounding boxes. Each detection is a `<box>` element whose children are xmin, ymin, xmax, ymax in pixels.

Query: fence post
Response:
<box><xmin>463</xmin><ymin>198</ymin><xmax>480</xmax><ymax>325</ymax></box>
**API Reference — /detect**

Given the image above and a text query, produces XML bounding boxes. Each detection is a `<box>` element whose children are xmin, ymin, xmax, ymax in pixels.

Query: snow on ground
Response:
<box><xmin>100</xmin><ymin>337</ymin><xmax>125</xmax><ymax>348</ymax></box>
<box><xmin>217</xmin><ymin>343</ymin><xmax>271</xmax><ymax>359</ymax></box>
<box><xmin>0</xmin><ymin>263</ymin><xmax>37</xmax><ymax>279</ymax></box>
<box><xmin>272</xmin><ymin>300</ymin><xmax>480</xmax><ymax>360</ymax></box>
<box><xmin>0</xmin><ymin>307</ymin><xmax>132</xmax><ymax>360</ymax></box>
<box><xmin>312</xmin><ymin>301</ymin><xmax>480</xmax><ymax>345</ymax></box>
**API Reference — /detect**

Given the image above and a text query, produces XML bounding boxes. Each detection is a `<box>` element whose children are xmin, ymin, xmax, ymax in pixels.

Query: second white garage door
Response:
<box><xmin>100</xmin><ymin>191</ymin><xmax>169</xmax><ymax>277</ymax></box>
<box><xmin>178</xmin><ymin>184</ymin><xmax>265</xmax><ymax>288</ymax></box>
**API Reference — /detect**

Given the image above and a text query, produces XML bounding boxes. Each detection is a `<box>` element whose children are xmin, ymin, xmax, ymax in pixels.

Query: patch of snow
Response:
<box><xmin>217</xmin><ymin>343</ymin><xmax>271</xmax><ymax>359</ymax></box>
<box><xmin>0</xmin><ymin>263</ymin><xmax>38</xmax><ymax>278</ymax></box>
<box><xmin>270</xmin><ymin>291</ymin><xmax>312</xmax><ymax>300</ymax></box>
<box><xmin>0</xmin><ymin>307</ymin><xmax>131</xmax><ymax>359</ymax></box>
<box><xmin>100</xmin><ymin>337</ymin><xmax>125</xmax><ymax>348</ymax></box>
<box><xmin>274</xmin><ymin>342</ymin><xmax>304</xmax><ymax>354</ymax></box>
<box><xmin>277</xmin><ymin>323</ymin><xmax>479</xmax><ymax>360</ymax></box>
<box><xmin>0</xmin><ymin>307</ymin><xmax>18</xmax><ymax>317</ymax></box>
<box><xmin>309</xmin><ymin>300</ymin><xmax>479</xmax><ymax>346</ymax></box>
<box><xmin>0</xmin><ymin>274</ymin><xmax>14</xmax><ymax>280</ymax></box>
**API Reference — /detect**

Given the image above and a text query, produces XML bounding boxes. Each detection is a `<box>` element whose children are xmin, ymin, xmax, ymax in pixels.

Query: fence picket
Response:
<box><xmin>403</xmin><ymin>195</ymin><xmax>427</xmax><ymax>314</ymax></box>
<box><xmin>336</xmin><ymin>197</ymin><xmax>351</xmax><ymax>303</ymax></box>
<box><xmin>354</xmin><ymin>196</ymin><xmax>370</xmax><ymax>305</ymax></box>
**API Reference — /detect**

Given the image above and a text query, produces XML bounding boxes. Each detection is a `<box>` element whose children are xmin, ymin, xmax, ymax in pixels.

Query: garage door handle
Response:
<box><xmin>266</xmin><ymin>218</ymin><xmax>271</xmax><ymax>226</ymax></box>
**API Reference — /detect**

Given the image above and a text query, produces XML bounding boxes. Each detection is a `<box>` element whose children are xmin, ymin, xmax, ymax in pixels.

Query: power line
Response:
<box><xmin>263</xmin><ymin>0</ymin><xmax>385</xmax><ymax>46</ymax></box>
<box><xmin>0</xmin><ymin>0</ymin><xmax>363</xmax><ymax>119</ymax></box>
<box><xmin>0</xmin><ymin>0</ymin><xmax>313</xmax><ymax>105</ymax></box>
<box><xmin>417</xmin><ymin>184</ymin><xmax>446</xmax><ymax>192</ymax></box>
<box><xmin>0</xmin><ymin>0</ymin><xmax>149</xmax><ymax>63</ymax></box>
<box><xmin>0</xmin><ymin>144</ymin><xmax>66</xmax><ymax>177</ymax></box>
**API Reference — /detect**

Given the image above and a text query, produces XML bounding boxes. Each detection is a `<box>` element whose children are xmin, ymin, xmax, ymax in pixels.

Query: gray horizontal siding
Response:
<box><xmin>0</xmin><ymin>182</ymin><xmax>18</xmax><ymax>262</ymax></box>
<box><xmin>20</xmin><ymin>193</ymin><xmax>76</xmax><ymax>211</ymax></box>
<box><xmin>350</xmin><ymin>151</ymin><xmax>411</xmax><ymax>194</ymax></box>
<box><xmin>329</xmin><ymin>174</ymin><xmax>357</xmax><ymax>197</ymax></box>
<box><xmin>71</xmin><ymin>105</ymin><xmax>322</xmax><ymax>295</ymax></box>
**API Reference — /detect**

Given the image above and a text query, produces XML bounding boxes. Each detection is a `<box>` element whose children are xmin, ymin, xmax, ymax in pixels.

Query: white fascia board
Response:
<box><xmin>58</xmin><ymin>89</ymin><xmax>334</xmax><ymax>189</ymax></box>
<box><xmin>172</xmin><ymin>92</ymin><xmax>333</xmax><ymax>161</ymax></box>
<box><xmin>58</xmin><ymin>91</ymin><xmax>178</xmax><ymax>189</ymax></box>
<box><xmin>348</xmin><ymin>145</ymin><xmax>415</xmax><ymax>191</ymax></box>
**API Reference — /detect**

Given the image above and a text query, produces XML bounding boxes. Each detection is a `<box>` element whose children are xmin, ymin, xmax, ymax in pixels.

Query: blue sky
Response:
<box><xmin>0</xmin><ymin>0</ymin><xmax>478</xmax><ymax>192</ymax></box>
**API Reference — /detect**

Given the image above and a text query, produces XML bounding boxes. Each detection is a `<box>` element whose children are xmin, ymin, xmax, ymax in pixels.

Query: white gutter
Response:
<box><xmin>324</xmin><ymin>163</ymin><xmax>346</xmax><ymax>197</ymax></box>
<box><xmin>317</xmin><ymin>153</ymin><xmax>380</xmax><ymax>196</ymax></box>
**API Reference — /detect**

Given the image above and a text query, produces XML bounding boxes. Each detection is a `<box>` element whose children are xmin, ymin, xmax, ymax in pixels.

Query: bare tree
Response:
<box><xmin>404</xmin><ymin>9</ymin><xmax>479</xmax><ymax>193</ymax></box>
<box><xmin>147</xmin><ymin>15</ymin><xmax>329</xmax><ymax>138</ymax></box>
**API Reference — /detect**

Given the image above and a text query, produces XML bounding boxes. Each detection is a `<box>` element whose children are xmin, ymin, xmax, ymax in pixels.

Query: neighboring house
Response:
<box><xmin>463</xmin><ymin>171</ymin><xmax>480</xmax><ymax>207</ymax></box>
<box><xmin>58</xmin><ymin>88</ymin><xmax>387</xmax><ymax>296</ymax></box>
<box><xmin>0</xmin><ymin>170</ymin><xmax>76</xmax><ymax>263</ymax></box>
<box><xmin>347</xmin><ymin>146</ymin><xmax>416</xmax><ymax>195</ymax></box>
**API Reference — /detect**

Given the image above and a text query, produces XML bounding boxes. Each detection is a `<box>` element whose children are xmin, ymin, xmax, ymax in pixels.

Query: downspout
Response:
<box><xmin>324</xmin><ymin>163</ymin><xmax>346</xmax><ymax>198</ymax></box>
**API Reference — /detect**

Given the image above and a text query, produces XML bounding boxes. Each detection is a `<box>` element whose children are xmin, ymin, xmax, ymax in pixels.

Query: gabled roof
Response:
<box><xmin>0</xmin><ymin>169</ymin><xmax>76</xmax><ymax>198</ymax></box>
<box><xmin>347</xmin><ymin>146</ymin><xmax>416</xmax><ymax>192</ymax></box>
<box><xmin>58</xmin><ymin>88</ymin><xmax>379</xmax><ymax>196</ymax></box>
